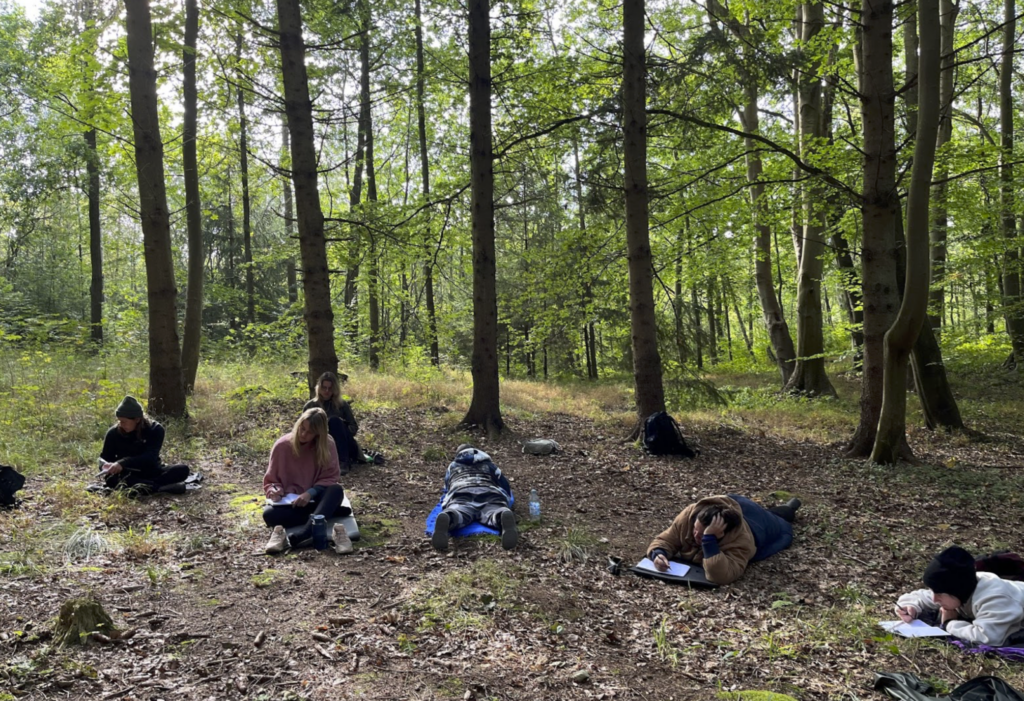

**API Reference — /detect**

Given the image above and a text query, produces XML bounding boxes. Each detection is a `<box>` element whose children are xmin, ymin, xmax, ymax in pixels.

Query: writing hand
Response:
<box><xmin>267</xmin><ymin>486</ymin><xmax>285</xmax><ymax>501</ymax></box>
<box><xmin>704</xmin><ymin>514</ymin><xmax>727</xmax><ymax>539</ymax></box>
<box><xmin>293</xmin><ymin>492</ymin><xmax>312</xmax><ymax>508</ymax></box>
<box><xmin>104</xmin><ymin>462</ymin><xmax>123</xmax><ymax>476</ymax></box>
<box><xmin>653</xmin><ymin>554</ymin><xmax>670</xmax><ymax>572</ymax></box>
<box><xmin>897</xmin><ymin>605</ymin><xmax>918</xmax><ymax>623</ymax></box>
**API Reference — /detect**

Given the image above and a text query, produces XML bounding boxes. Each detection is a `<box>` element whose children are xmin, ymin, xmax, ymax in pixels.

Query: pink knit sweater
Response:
<box><xmin>262</xmin><ymin>433</ymin><xmax>340</xmax><ymax>498</ymax></box>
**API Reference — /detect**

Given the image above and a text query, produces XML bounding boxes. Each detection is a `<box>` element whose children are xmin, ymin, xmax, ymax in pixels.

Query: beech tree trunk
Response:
<box><xmin>847</xmin><ymin>0</ymin><xmax>899</xmax><ymax>457</ymax></box>
<box><xmin>742</xmin><ymin>87</ymin><xmax>796</xmax><ymax>384</ymax></box>
<box><xmin>872</xmin><ymin>0</ymin><xmax>940</xmax><ymax>463</ymax></box>
<box><xmin>461</xmin><ymin>0</ymin><xmax>503</xmax><ymax>434</ymax></box>
<box><xmin>235</xmin><ymin>33</ymin><xmax>254</xmax><ymax>326</ymax></box>
<box><xmin>999</xmin><ymin>0</ymin><xmax>1024</xmax><ymax>366</ymax></box>
<box><xmin>927</xmin><ymin>0</ymin><xmax>958</xmax><ymax>331</ymax></box>
<box><xmin>414</xmin><ymin>0</ymin><xmax>439</xmax><ymax>367</ymax></box>
<box><xmin>783</xmin><ymin>1</ymin><xmax>836</xmax><ymax>397</ymax></box>
<box><xmin>181</xmin><ymin>0</ymin><xmax>202</xmax><ymax>392</ymax></box>
<box><xmin>85</xmin><ymin>129</ymin><xmax>103</xmax><ymax>348</ymax></box>
<box><xmin>276</xmin><ymin>0</ymin><xmax>338</xmax><ymax>389</ymax></box>
<box><xmin>363</xmin><ymin>2</ymin><xmax>380</xmax><ymax>371</ymax></box>
<box><xmin>344</xmin><ymin>16</ymin><xmax>370</xmax><ymax>340</ymax></box>
<box><xmin>623</xmin><ymin>0</ymin><xmax>666</xmax><ymax>431</ymax></box>
<box><xmin>124</xmin><ymin>0</ymin><xmax>186</xmax><ymax>416</ymax></box>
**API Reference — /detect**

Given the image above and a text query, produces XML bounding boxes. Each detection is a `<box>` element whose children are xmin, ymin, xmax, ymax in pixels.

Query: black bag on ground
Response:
<box><xmin>642</xmin><ymin>412</ymin><xmax>698</xmax><ymax>458</ymax></box>
<box><xmin>873</xmin><ymin>671</ymin><xmax>1024</xmax><ymax>701</ymax></box>
<box><xmin>0</xmin><ymin>465</ymin><xmax>26</xmax><ymax>508</ymax></box>
<box><xmin>975</xmin><ymin>551</ymin><xmax>1024</xmax><ymax>581</ymax></box>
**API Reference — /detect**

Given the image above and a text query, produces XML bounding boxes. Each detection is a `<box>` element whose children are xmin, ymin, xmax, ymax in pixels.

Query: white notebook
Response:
<box><xmin>879</xmin><ymin>619</ymin><xmax>949</xmax><ymax>637</ymax></box>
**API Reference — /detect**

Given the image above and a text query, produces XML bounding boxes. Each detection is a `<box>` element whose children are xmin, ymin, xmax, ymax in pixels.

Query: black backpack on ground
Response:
<box><xmin>0</xmin><ymin>465</ymin><xmax>26</xmax><ymax>509</ymax></box>
<box><xmin>975</xmin><ymin>551</ymin><xmax>1024</xmax><ymax>581</ymax></box>
<box><xmin>642</xmin><ymin>412</ymin><xmax>698</xmax><ymax>458</ymax></box>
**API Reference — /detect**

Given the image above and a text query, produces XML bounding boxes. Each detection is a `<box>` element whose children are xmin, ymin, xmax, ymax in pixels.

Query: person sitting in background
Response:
<box><xmin>97</xmin><ymin>396</ymin><xmax>191</xmax><ymax>495</ymax></box>
<box><xmin>431</xmin><ymin>445</ymin><xmax>517</xmax><ymax>551</ymax></box>
<box><xmin>303</xmin><ymin>372</ymin><xmax>364</xmax><ymax>471</ymax></box>
<box><xmin>646</xmin><ymin>494</ymin><xmax>799</xmax><ymax>584</ymax></box>
<box><xmin>263</xmin><ymin>407</ymin><xmax>353</xmax><ymax>555</ymax></box>
<box><xmin>895</xmin><ymin>545</ymin><xmax>1024</xmax><ymax>646</ymax></box>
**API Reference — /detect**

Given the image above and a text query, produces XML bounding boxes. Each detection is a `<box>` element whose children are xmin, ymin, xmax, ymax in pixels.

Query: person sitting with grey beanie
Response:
<box><xmin>96</xmin><ymin>396</ymin><xmax>191</xmax><ymax>495</ymax></box>
<box><xmin>894</xmin><ymin>545</ymin><xmax>1024</xmax><ymax>646</ymax></box>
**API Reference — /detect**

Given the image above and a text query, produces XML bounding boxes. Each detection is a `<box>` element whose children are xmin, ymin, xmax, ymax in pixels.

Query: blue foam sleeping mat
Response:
<box><xmin>424</xmin><ymin>491</ymin><xmax>515</xmax><ymax>538</ymax></box>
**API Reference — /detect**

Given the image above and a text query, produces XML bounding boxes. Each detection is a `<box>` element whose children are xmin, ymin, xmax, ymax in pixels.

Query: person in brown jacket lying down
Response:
<box><xmin>646</xmin><ymin>494</ymin><xmax>800</xmax><ymax>584</ymax></box>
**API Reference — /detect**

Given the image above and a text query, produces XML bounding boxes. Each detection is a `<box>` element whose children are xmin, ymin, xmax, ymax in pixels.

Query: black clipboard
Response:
<box><xmin>629</xmin><ymin>561</ymin><xmax>720</xmax><ymax>589</ymax></box>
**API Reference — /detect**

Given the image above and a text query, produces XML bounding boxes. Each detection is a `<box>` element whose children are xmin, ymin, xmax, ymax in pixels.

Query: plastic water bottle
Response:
<box><xmin>312</xmin><ymin>514</ymin><xmax>328</xmax><ymax>550</ymax></box>
<box><xmin>528</xmin><ymin>489</ymin><xmax>541</xmax><ymax>522</ymax></box>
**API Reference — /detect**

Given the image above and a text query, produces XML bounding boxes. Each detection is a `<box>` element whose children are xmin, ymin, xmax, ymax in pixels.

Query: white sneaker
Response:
<box><xmin>332</xmin><ymin>523</ymin><xmax>353</xmax><ymax>555</ymax></box>
<box><xmin>265</xmin><ymin>525</ymin><xmax>289</xmax><ymax>554</ymax></box>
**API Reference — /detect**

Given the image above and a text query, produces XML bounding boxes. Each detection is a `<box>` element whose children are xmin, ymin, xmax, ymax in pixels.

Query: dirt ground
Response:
<box><xmin>3</xmin><ymin>403</ymin><xmax>1024</xmax><ymax>701</ymax></box>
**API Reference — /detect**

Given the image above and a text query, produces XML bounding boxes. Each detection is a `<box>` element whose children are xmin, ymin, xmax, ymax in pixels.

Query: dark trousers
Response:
<box><xmin>768</xmin><ymin>504</ymin><xmax>797</xmax><ymax>523</ymax></box>
<box><xmin>106</xmin><ymin>464</ymin><xmax>190</xmax><ymax>492</ymax></box>
<box><xmin>262</xmin><ymin>484</ymin><xmax>347</xmax><ymax>542</ymax></box>
<box><xmin>327</xmin><ymin>417</ymin><xmax>361</xmax><ymax>469</ymax></box>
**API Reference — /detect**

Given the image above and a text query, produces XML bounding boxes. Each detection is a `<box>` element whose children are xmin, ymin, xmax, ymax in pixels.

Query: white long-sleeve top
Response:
<box><xmin>895</xmin><ymin>571</ymin><xmax>1024</xmax><ymax>645</ymax></box>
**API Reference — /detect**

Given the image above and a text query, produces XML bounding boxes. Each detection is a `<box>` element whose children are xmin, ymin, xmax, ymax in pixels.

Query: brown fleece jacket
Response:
<box><xmin>646</xmin><ymin>495</ymin><xmax>757</xmax><ymax>584</ymax></box>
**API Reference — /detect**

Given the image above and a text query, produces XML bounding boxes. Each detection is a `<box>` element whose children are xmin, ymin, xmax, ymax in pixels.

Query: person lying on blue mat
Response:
<box><xmin>431</xmin><ymin>445</ymin><xmax>518</xmax><ymax>551</ymax></box>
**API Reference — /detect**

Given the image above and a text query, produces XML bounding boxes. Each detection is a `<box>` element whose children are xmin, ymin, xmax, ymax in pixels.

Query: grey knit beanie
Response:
<box><xmin>115</xmin><ymin>395</ymin><xmax>144</xmax><ymax>419</ymax></box>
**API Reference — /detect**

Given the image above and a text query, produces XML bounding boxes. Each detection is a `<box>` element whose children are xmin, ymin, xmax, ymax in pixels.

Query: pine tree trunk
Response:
<box><xmin>85</xmin><ymin>129</ymin><xmax>103</xmax><ymax>348</ymax></box>
<box><xmin>181</xmin><ymin>0</ymin><xmax>202</xmax><ymax>392</ymax></box>
<box><xmin>235</xmin><ymin>34</ymin><xmax>254</xmax><ymax>326</ymax></box>
<box><xmin>461</xmin><ymin>0</ymin><xmax>503</xmax><ymax>434</ymax></box>
<box><xmin>783</xmin><ymin>1</ymin><xmax>836</xmax><ymax>397</ymax></box>
<box><xmin>276</xmin><ymin>0</ymin><xmax>338</xmax><ymax>390</ymax></box>
<box><xmin>281</xmin><ymin>121</ymin><xmax>298</xmax><ymax>305</ymax></box>
<box><xmin>847</xmin><ymin>0</ymin><xmax>899</xmax><ymax>457</ymax></box>
<box><xmin>872</xmin><ymin>0</ymin><xmax>940</xmax><ymax>463</ymax></box>
<box><xmin>125</xmin><ymin>0</ymin><xmax>186</xmax><ymax>416</ymax></box>
<box><xmin>999</xmin><ymin>0</ymin><xmax>1024</xmax><ymax>367</ymax></box>
<box><xmin>623</xmin><ymin>0</ymin><xmax>666</xmax><ymax>432</ymax></box>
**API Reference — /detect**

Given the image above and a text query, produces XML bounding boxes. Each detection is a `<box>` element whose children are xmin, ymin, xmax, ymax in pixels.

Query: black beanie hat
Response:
<box><xmin>115</xmin><ymin>395</ymin><xmax>144</xmax><ymax>419</ymax></box>
<box><xmin>923</xmin><ymin>546</ymin><xmax>978</xmax><ymax>603</ymax></box>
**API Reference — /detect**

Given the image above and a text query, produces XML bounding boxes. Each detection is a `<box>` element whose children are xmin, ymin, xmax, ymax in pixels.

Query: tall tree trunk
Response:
<box><xmin>927</xmin><ymin>0</ymin><xmax>958</xmax><ymax>332</ymax></box>
<box><xmin>181</xmin><ymin>0</ymin><xmax>203</xmax><ymax>392</ymax></box>
<box><xmin>784</xmin><ymin>1</ymin><xmax>836</xmax><ymax>397</ymax></box>
<box><xmin>623</xmin><ymin>0</ymin><xmax>666</xmax><ymax>432</ymax></box>
<box><xmin>872</xmin><ymin>0</ymin><xmax>940</xmax><ymax>463</ymax></box>
<box><xmin>847</xmin><ymin>0</ymin><xmax>899</xmax><ymax>457</ymax></box>
<box><xmin>85</xmin><ymin>129</ymin><xmax>103</xmax><ymax>348</ymax></box>
<box><xmin>344</xmin><ymin>18</ymin><xmax>370</xmax><ymax>341</ymax></box>
<box><xmin>281</xmin><ymin>120</ymin><xmax>297</xmax><ymax>305</ymax></box>
<box><xmin>999</xmin><ymin>0</ymin><xmax>1024</xmax><ymax>366</ymax></box>
<box><xmin>414</xmin><ymin>0</ymin><xmax>439</xmax><ymax>366</ymax></box>
<box><xmin>691</xmin><ymin>285</ymin><xmax>703</xmax><ymax>370</ymax></box>
<box><xmin>124</xmin><ymin>0</ymin><xmax>186</xmax><ymax>416</ymax></box>
<box><xmin>707</xmin><ymin>277</ymin><xmax>719</xmax><ymax>364</ymax></box>
<box><xmin>831</xmin><ymin>231</ymin><xmax>864</xmax><ymax>366</ymax></box>
<box><xmin>461</xmin><ymin>0</ymin><xmax>502</xmax><ymax>434</ymax></box>
<box><xmin>276</xmin><ymin>0</ymin><xmax>338</xmax><ymax>390</ymax></box>
<box><xmin>742</xmin><ymin>85</ymin><xmax>796</xmax><ymax>384</ymax></box>
<box><xmin>360</xmin><ymin>0</ymin><xmax>380</xmax><ymax>371</ymax></box>
<box><xmin>235</xmin><ymin>34</ymin><xmax>254</xmax><ymax>326</ymax></box>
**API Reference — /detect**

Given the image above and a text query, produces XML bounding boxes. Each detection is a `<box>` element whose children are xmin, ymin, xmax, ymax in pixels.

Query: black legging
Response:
<box><xmin>262</xmin><ymin>484</ymin><xmax>348</xmax><ymax>543</ymax></box>
<box><xmin>105</xmin><ymin>464</ymin><xmax>190</xmax><ymax>492</ymax></box>
<box><xmin>327</xmin><ymin>417</ymin><xmax>362</xmax><ymax>468</ymax></box>
<box><xmin>768</xmin><ymin>504</ymin><xmax>797</xmax><ymax>523</ymax></box>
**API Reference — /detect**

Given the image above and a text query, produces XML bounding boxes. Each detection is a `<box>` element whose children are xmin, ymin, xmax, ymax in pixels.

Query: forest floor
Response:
<box><xmin>2</xmin><ymin>366</ymin><xmax>1024</xmax><ymax>701</ymax></box>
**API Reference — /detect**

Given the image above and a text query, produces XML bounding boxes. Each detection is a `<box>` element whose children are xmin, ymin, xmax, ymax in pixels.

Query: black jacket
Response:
<box><xmin>100</xmin><ymin>421</ymin><xmax>165</xmax><ymax>476</ymax></box>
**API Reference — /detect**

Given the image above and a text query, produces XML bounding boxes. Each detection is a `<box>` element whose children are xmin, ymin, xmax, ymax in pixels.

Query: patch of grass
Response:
<box><xmin>555</xmin><ymin>527</ymin><xmax>599</xmax><ymax>564</ymax></box>
<box><xmin>119</xmin><ymin>524</ymin><xmax>170</xmax><ymax>560</ymax></box>
<box><xmin>653</xmin><ymin>616</ymin><xmax>680</xmax><ymax>667</ymax></box>
<box><xmin>411</xmin><ymin>559</ymin><xmax>520</xmax><ymax>631</ymax></box>
<box><xmin>228</xmin><ymin>493</ymin><xmax>266</xmax><ymax>527</ymax></box>
<box><xmin>62</xmin><ymin>527</ymin><xmax>114</xmax><ymax>564</ymax></box>
<box><xmin>251</xmin><ymin>569</ymin><xmax>282</xmax><ymax>588</ymax></box>
<box><xmin>356</xmin><ymin>515</ymin><xmax>401</xmax><ymax>548</ymax></box>
<box><xmin>0</xmin><ymin>550</ymin><xmax>45</xmax><ymax>577</ymax></box>
<box><xmin>422</xmin><ymin>446</ymin><xmax>447</xmax><ymax>461</ymax></box>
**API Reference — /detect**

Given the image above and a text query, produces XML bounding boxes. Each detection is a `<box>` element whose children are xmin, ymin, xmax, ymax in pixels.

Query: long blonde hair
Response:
<box><xmin>315</xmin><ymin>371</ymin><xmax>343</xmax><ymax>412</ymax></box>
<box><xmin>291</xmin><ymin>407</ymin><xmax>332</xmax><ymax>467</ymax></box>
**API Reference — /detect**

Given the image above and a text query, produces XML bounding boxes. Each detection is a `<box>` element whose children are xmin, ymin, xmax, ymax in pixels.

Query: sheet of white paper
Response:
<box><xmin>269</xmin><ymin>493</ymin><xmax>302</xmax><ymax>506</ymax></box>
<box><xmin>879</xmin><ymin>619</ymin><xmax>950</xmax><ymax>637</ymax></box>
<box><xmin>635</xmin><ymin>558</ymin><xmax>691</xmax><ymax>578</ymax></box>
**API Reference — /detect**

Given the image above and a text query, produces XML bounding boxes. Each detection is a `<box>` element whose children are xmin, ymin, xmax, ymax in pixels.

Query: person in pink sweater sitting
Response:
<box><xmin>262</xmin><ymin>408</ymin><xmax>353</xmax><ymax>555</ymax></box>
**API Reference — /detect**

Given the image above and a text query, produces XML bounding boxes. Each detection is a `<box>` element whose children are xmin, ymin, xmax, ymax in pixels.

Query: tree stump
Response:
<box><xmin>53</xmin><ymin>597</ymin><xmax>116</xmax><ymax>646</ymax></box>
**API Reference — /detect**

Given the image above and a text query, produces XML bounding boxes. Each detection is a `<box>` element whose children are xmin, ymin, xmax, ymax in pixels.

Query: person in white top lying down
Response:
<box><xmin>895</xmin><ymin>545</ymin><xmax>1024</xmax><ymax>646</ymax></box>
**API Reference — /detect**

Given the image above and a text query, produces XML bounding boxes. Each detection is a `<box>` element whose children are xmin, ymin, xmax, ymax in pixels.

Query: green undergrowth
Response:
<box><xmin>410</xmin><ymin>559</ymin><xmax>521</xmax><ymax>631</ymax></box>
